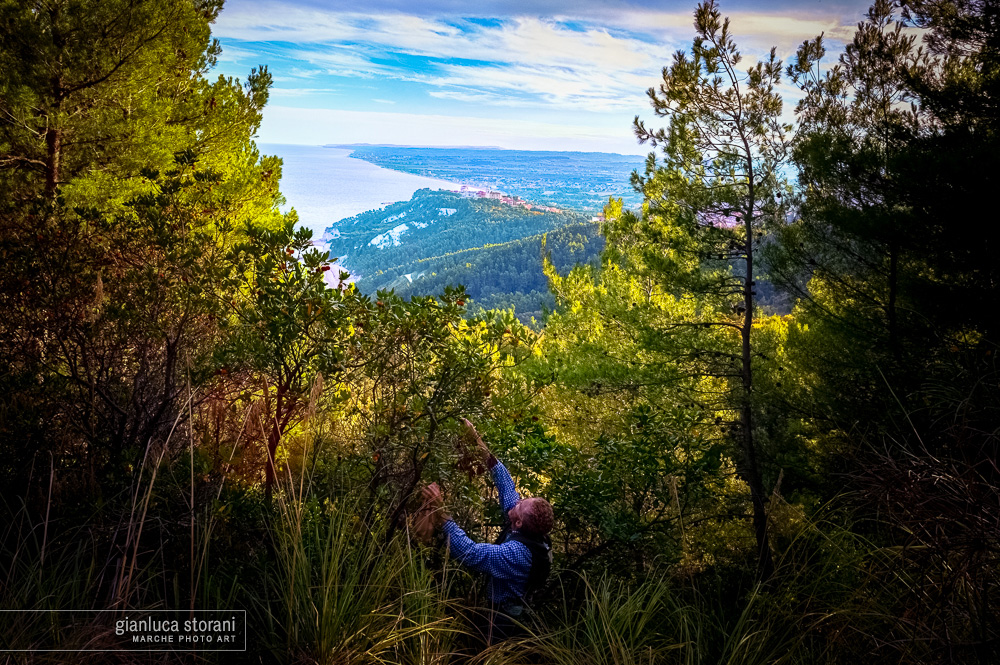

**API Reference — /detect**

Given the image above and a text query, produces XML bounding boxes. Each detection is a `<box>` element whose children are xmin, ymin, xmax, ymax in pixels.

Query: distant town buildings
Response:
<box><xmin>454</xmin><ymin>185</ymin><xmax>560</xmax><ymax>213</ymax></box>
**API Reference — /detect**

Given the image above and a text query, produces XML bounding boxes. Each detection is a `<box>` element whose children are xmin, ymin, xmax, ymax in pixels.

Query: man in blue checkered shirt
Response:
<box><xmin>422</xmin><ymin>418</ymin><xmax>554</xmax><ymax>643</ymax></box>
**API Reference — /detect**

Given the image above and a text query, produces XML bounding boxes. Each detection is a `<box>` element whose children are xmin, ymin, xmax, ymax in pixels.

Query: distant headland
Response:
<box><xmin>323</xmin><ymin>143</ymin><xmax>507</xmax><ymax>150</ymax></box>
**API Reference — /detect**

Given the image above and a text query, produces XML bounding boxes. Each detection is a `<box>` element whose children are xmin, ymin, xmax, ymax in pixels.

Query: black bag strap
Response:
<box><xmin>508</xmin><ymin>532</ymin><xmax>552</xmax><ymax>598</ymax></box>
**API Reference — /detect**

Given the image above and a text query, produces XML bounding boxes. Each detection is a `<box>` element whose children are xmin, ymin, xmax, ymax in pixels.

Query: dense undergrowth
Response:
<box><xmin>4</xmin><ymin>446</ymin><xmax>995</xmax><ymax>665</ymax></box>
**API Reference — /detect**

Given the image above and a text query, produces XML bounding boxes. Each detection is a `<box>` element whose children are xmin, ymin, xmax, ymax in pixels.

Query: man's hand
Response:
<box><xmin>421</xmin><ymin>482</ymin><xmax>450</xmax><ymax>527</ymax></box>
<box><xmin>422</xmin><ymin>482</ymin><xmax>443</xmax><ymax>508</ymax></box>
<box><xmin>460</xmin><ymin>417</ymin><xmax>491</xmax><ymax>465</ymax></box>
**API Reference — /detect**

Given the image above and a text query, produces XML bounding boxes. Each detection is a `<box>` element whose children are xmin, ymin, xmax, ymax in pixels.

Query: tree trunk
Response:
<box><xmin>741</xmin><ymin>400</ymin><xmax>774</xmax><ymax>582</ymax></box>
<box><xmin>742</xmin><ymin>194</ymin><xmax>774</xmax><ymax>583</ymax></box>
<box><xmin>45</xmin><ymin>127</ymin><xmax>61</xmax><ymax>196</ymax></box>
<box><xmin>887</xmin><ymin>239</ymin><xmax>899</xmax><ymax>359</ymax></box>
<box><xmin>265</xmin><ymin>385</ymin><xmax>285</xmax><ymax>502</ymax></box>
<box><xmin>46</xmin><ymin>12</ymin><xmax>64</xmax><ymax>198</ymax></box>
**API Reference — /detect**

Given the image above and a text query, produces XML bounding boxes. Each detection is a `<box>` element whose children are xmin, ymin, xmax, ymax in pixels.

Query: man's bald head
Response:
<box><xmin>512</xmin><ymin>497</ymin><xmax>554</xmax><ymax>537</ymax></box>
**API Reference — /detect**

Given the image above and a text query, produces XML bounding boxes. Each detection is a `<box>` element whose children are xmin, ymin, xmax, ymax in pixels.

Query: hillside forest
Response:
<box><xmin>327</xmin><ymin>189</ymin><xmax>605</xmax><ymax>322</ymax></box>
<box><xmin>1</xmin><ymin>0</ymin><xmax>998</xmax><ymax>663</ymax></box>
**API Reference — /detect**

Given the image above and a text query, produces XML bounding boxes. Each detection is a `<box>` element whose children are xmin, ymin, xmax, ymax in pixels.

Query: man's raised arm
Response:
<box><xmin>461</xmin><ymin>418</ymin><xmax>520</xmax><ymax>513</ymax></box>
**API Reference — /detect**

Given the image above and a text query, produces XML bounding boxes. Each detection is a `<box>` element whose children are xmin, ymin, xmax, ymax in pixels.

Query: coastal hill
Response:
<box><xmin>324</xmin><ymin>188</ymin><xmax>603</xmax><ymax>319</ymax></box>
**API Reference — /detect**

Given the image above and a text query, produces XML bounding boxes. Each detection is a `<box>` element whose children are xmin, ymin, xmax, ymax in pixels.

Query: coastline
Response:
<box><xmin>260</xmin><ymin>144</ymin><xmax>468</xmax><ymax>248</ymax></box>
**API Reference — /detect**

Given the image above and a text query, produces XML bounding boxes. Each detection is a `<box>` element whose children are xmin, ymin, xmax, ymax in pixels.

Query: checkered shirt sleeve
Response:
<box><xmin>441</xmin><ymin>520</ymin><xmax>531</xmax><ymax>604</ymax></box>
<box><xmin>490</xmin><ymin>461</ymin><xmax>521</xmax><ymax>513</ymax></box>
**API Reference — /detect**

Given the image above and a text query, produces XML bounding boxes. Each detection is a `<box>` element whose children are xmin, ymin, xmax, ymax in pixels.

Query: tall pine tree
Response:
<box><xmin>605</xmin><ymin>0</ymin><xmax>789</xmax><ymax>580</ymax></box>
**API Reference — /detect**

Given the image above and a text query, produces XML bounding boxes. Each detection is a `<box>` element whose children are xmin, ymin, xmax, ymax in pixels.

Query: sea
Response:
<box><xmin>260</xmin><ymin>144</ymin><xmax>465</xmax><ymax>243</ymax></box>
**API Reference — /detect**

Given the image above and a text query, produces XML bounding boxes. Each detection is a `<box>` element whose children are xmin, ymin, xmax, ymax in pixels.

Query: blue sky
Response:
<box><xmin>213</xmin><ymin>0</ymin><xmax>878</xmax><ymax>153</ymax></box>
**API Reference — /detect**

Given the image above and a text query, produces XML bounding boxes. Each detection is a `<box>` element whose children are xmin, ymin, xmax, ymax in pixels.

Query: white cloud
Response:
<box><xmin>217</xmin><ymin>10</ymin><xmax>670</xmax><ymax>68</ymax></box>
<box><xmin>491</xmin><ymin>18</ymin><xmax>661</xmax><ymax>70</ymax></box>
<box><xmin>217</xmin><ymin>1</ymin><xmax>875</xmax><ymax>149</ymax></box>
<box><xmin>215</xmin><ymin>4</ymin><xmax>859</xmax><ymax>58</ymax></box>
<box><xmin>215</xmin><ymin>4</ymin><xmax>357</xmax><ymax>42</ymax></box>
<box><xmin>608</xmin><ymin>9</ymin><xmax>858</xmax><ymax>57</ymax></box>
<box><xmin>286</xmin><ymin>46</ymin><xmax>391</xmax><ymax>78</ymax></box>
<box><xmin>216</xmin><ymin>43</ymin><xmax>261</xmax><ymax>63</ymax></box>
<box><xmin>425</xmin><ymin>62</ymin><xmax>655</xmax><ymax>111</ymax></box>
<box><xmin>216</xmin><ymin>4</ymin><xmax>862</xmax><ymax>110</ymax></box>
<box><xmin>217</xmin><ymin>10</ymin><xmax>674</xmax><ymax>110</ymax></box>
